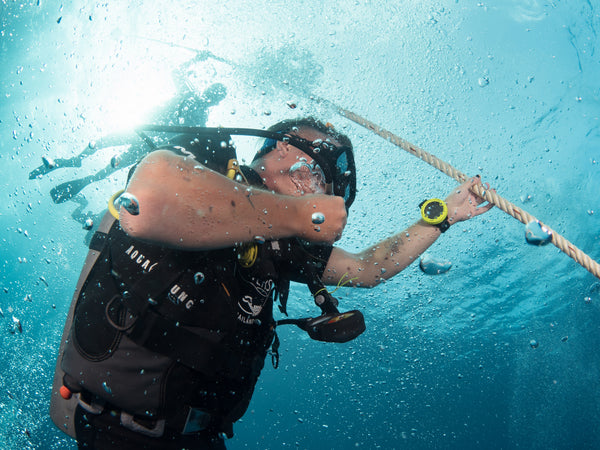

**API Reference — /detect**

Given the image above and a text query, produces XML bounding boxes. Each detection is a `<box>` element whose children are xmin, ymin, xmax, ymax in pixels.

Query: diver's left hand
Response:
<box><xmin>445</xmin><ymin>176</ymin><xmax>494</xmax><ymax>225</ymax></box>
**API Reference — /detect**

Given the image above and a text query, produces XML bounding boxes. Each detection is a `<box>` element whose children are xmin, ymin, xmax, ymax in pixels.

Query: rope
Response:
<box><xmin>333</xmin><ymin>105</ymin><xmax>600</xmax><ymax>280</ymax></box>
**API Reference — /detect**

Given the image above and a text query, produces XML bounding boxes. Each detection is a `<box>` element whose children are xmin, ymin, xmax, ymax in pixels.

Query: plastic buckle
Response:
<box><xmin>182</xmin><ymin>408</ymin><xmax>212</xmax><ymax>434</ymax></box>
<box><xmin>120</xmin><ymin>412</ymin><xmax>165</xmax><ymax>438</ymax></box>
<box><xmin>77</xmin><ymin>393</ymin><xmax>104</xmax><ymax>415</ymax></box>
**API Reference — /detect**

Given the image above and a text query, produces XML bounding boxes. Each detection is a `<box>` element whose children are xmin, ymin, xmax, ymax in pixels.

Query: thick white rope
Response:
<box><xmin>334</xmin><ymin>105</ymin><xmax>600</xmax><ymax>280</ymax></box>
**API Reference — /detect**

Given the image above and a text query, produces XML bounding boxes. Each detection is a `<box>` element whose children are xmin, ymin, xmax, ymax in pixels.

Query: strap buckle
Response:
<box><xmin>182</xmin><ymin>407</ymin><xmax>213</xmax><ymax>434</ymax></box>
<box><xmin>120</xmin><ymin>412</ymin><xmax>165</xmax><ymax>438</ymax></box>
<box><xmin>77</xmin><ymin>393</ymin><xmax>104</xmax><ymax>415</ymax></box>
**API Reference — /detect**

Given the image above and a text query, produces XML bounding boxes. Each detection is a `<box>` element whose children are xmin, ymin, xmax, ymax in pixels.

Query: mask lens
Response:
<box><xmin>332</xmin><ymin>149</ymin><xmax>355</xmax><ymax>208</ymax></box>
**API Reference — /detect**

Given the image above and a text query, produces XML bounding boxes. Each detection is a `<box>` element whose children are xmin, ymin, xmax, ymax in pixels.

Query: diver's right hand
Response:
<box><xmin>294</xmin><ymin>194</ymin><xmax>347</xmax><ymax>244</ymax></box>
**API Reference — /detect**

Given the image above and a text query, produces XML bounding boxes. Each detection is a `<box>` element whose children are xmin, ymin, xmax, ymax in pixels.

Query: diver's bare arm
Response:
<box><xmin>322</xmin><ymin>177</ymin><xmax>493</xmax><ymax>287</ymax></box>
<box><xmin>323</xmin><ymin>221</ymin><xmax>441</xmax><ymax>287</ymax></box>
<box><xmin>119</xmin><ymin>151</ymin><xmax>346</xmax><ymax>250</ymax></box>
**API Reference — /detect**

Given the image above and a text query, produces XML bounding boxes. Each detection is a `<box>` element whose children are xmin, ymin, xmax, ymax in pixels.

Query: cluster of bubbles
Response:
<box><xmin>0</xmin><ymin>307</ymin><xmax>22</xmax><ymax>334</ymax></box>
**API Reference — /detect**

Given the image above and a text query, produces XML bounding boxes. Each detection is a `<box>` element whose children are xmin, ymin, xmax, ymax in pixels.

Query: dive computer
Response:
<box><xmin>419</xmin><ymin>198</ymin><xmax>450</xmax><ymax>233</ymax></box>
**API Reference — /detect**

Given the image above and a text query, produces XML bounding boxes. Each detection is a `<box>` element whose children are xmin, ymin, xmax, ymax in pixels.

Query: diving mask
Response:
<box><xmin>289</xmin><ymin>158</ymin><xmax>327</xmax><ymax>194</ymax></box>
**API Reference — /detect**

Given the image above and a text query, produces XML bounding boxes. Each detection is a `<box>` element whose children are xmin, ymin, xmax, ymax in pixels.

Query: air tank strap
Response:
<box><xmin>105</xmin><ymin>238</ymin><xmax>250</xmax><ymax>378</ymax></box>
<box><xmin>85</xmin><ymin>215</ymin><xmax>253</xmax><ymax>378</ymax></box>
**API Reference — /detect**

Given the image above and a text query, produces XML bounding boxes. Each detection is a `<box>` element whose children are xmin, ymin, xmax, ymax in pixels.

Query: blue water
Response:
<box><xmin>2</xmin><ymin>1</ymin><xmax>600</xmax><ymax>449</ymax></box>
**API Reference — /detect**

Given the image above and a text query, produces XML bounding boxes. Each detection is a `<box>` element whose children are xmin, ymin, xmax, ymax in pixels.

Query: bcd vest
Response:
<box><xmin>58</xmin><ymin>133</ymin><xmax>334</xmax><ymax>435</ymax></box>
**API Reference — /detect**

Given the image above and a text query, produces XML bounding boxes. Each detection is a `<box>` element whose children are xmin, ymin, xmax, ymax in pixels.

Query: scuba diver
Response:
<box><xmin>50</xmin><ymin>117</ymin><xmax>493</xmax><ymax>449</ymax></box>
<box><xmin>29</xmin><ymin>53</ymin><xmax>227</xmax><ymax>205</ymax></box>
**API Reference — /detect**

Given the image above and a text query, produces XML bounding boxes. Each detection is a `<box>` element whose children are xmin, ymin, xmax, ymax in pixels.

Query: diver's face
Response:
<box><xmin>286</xmin><ymin>148</ymin><xmax>327</xmax><ymax>196</ymax></box>
<box><xmin>283</xmin><ymin>128</ymin><xmax>337</xmax><ymax>196</ymax></box>
<box><xmin>256</xmin><ymin>127</ymin><xmax>338</xmax><ymax>196</ymax></box>
<box><xmin>252</xmin><ymin>128</ymin><xmax>340</xmax><ymax>197</ymax></box>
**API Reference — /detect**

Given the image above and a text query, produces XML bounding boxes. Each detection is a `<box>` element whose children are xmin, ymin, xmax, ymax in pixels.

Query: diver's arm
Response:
<box><xmin>322</xmin><ymin>177</ymin><xmax>493</xmax><ymax>288</ymax></box>
<box><xmin>119</xmin><ymin>150</ymin><xmax>347</xmax><ymax>250</ymax></box>
<box><xmin>322</xmin><ymin>222</ymin><xmax>440</xmax><ymax>287</ymax></box>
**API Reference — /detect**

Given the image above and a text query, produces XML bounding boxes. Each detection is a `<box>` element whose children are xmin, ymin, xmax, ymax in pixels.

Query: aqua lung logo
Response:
<box><xmin>168</xmin><ymin>284</ymin><xmax>196</xmax><ymax>310</ymax></box>
<box><xmin>124</xmin><ymin>245</ymin><xmax>158</xmax><ymax>272</ymax></box>
<box><xmin>239</xmin><ymin>295</ymin><xmax>264</xmax><ymax>318</ymax></box>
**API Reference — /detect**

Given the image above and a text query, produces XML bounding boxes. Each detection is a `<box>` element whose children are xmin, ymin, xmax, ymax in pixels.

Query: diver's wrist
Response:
<box><xmin>418</xmin><ymin>198</ymin><xmax>450</xmax><ymax>233</ymax></box>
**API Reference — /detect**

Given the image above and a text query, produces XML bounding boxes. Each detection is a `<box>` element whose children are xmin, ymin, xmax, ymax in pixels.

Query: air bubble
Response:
<box><xmin>102</xmin><ymin>381</ymin><xmax>112</xmax><ymax>394</ymax></box>
<box><xmin>118</xmin><ymin>193</ymin><xmax>140</xmax><ymax>216</ymax></box>
<box><xmin>419</xmin><ymin>254</ymin><xmax>452</xmax><ymax>275</ymax></box>
<box><xmin>584</xmin><ymin>282</ymin><xmax>600</xmax><ymax>303</ymax></box>
<box><xmin>194</xmin><ymin>272</ymin><xmax>205</xmax><ymax>285</ymax></box>
<box><xmin>311</xmin><ymin>212</ymin><xmax>325</xmax><ymax>224</ymax></box>
<box><xmin>520</xmin><ymin>194</ymin><xmax>532</xmax><ymax>203</ymax></box>
<box><xmin>525</xmin><ymin>221</ymin><xmax>552</xmax><ymax>246</ymax></box>
<box><xmin>11</xmin><ymin>316</ymin><xmax>22</xmax><ymax>334</ymax></box>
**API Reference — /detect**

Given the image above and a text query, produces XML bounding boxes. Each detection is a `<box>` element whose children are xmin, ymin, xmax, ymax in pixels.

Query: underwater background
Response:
<box><xmin>1</xmin><ymin>0</ymin><xmax>600</xmax><ymax>448</ymax></box>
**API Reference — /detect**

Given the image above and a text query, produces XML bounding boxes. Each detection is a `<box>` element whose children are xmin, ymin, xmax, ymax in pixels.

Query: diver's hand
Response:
<box><xmin>295</xmin><ymin>194</ymin><xmax>347</xmax><ymax>243</ymax></box>
<box><xmin>445</xmin><ymin>176</ymin><xmax>494</xmax><ymax>225</ymax></box>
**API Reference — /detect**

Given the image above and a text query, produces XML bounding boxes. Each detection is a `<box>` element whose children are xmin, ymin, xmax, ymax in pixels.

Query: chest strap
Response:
<box><xmin>101</xmin><ymin>226</ymin><xmax>269</xmax><ymax>378</ymax></box>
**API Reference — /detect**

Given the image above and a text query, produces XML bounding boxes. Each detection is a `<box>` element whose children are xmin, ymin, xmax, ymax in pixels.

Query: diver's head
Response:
<box><xmin>203</xmin><ymin>82</ymin><xmax>227</xmax><ymax>104</ymax></box>
<box><xmin>251</xmin><ymin>117</ymin><xmax>356</xmax><ymax>209</ymax></box>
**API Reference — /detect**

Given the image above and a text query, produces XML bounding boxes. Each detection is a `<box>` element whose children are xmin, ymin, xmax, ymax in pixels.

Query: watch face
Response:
<box><xmin>424</xmin><ymin>201</ymin><xmax>444</xmax><ymax>219</ymax></box>
<box><xmin>421</xmin><ymin>199</ymin><xmax>448</xmax><ymax>225</ymax></box>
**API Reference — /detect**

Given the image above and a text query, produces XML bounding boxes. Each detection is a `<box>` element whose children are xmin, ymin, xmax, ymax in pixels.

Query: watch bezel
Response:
<box><xmin>420</xmin><ymin>198</ymin><xmax>448</xmax><ymax>225</ymax></box>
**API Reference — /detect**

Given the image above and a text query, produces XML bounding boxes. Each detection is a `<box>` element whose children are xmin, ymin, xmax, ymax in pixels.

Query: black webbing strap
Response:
<box><xmin>106</xmin><ymin>240</ymin><xmax>247</xmax><ymax>378</ymax></box>
<box><xmin>89</xmin><ymin>230</ymin><xmax>108</xmax><ymax>252</ymax></box>
<box><xmin>88</xmin><ymin>211</ymin><xmax>118</xmax><ymax>252</ymax></box>
<box><xmin>127</xmin><ymin>309</ymin><xmax>244</xmax><ymax>377</ymax></box>
<box><xmin>289</xmin><ymin>239</ymin><xmax>340</xmax><ymax>315</ymax></box>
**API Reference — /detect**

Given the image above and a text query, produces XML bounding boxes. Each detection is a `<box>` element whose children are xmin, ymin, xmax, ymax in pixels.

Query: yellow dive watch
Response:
<box><xmin>419</xmin><ymin>198</ymin><xmax>450</xmax><ymax>233</ymax></box>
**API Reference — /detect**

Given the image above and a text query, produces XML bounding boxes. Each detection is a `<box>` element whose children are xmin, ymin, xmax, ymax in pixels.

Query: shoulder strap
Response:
<box><xmin>103</xmin><ymin>227</ymin><xmax>249</xmax><ymax>377</ymax></box>
<box><xmin>272</xmin><ymin>239</ymin><xmax>339</xmax><ymax>315</ymax></box>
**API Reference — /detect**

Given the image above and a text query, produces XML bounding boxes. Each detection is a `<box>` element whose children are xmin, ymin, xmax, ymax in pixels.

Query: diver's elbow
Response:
<box><xmin>119</xmin><ymin>209</ymin><xmax>147</xmax><ymax>239</ymax></box>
